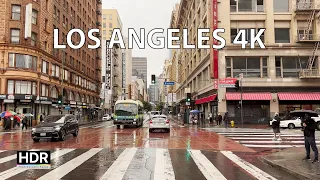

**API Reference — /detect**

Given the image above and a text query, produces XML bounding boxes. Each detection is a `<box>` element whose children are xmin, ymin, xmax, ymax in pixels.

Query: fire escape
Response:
<box><xmin>296</xmin><ymin>0</ymin><xmax>320</xmax><ymax>78</ymax></box>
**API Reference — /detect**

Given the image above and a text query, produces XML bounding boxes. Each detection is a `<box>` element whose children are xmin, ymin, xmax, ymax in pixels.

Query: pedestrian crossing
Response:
<box><xmin>0</xmin><ymin>148</ymin><xmax>291</xmax><ymax>180</ymax></box>
<box><xmin>208</xmin><ymin>128</ymin><xmax>320</xmax><ymax>149</ymax></box>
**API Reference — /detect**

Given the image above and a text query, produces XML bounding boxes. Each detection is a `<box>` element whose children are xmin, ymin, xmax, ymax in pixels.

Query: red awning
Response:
<box><xmin>278</xmin><ymin>92</ymin><xmax>320</xmax><ymax>100</ymax></box>
<box><xmin>225</xmin><ymin>92</ymin><xmax>272</xmax><ymax>100</ymax></box>
<box><xmin>195</xmin><ymin>94</ymin><xmax>217</xmax><ymax>105</ymax></box>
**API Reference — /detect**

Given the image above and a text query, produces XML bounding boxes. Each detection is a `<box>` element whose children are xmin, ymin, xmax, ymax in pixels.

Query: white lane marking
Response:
<box><xmin>230</xmin><ymin>137</ymin><xmax>305</xmax><ymax>140</ymax></box>
<box><xmin>189</xmin><ymin>150</ymin><xmax>227</xmax><ymax>180</ymax></box>
<box><xmin>154</xmin><ymin>148</ymin><xmax>175</xmax><ymax>180</ymax></box>
<box><xmin>236</xmin><ymin>141</ymin><xmax>320</xmax><ymax>144</ymax></box>
<box><xmin>93</xmin><ymin>125</ymin><xmax>115</xmax><ymax>129</ymax></box>
<box><xmin>37</xmin><ymin>148</ymin><xmax>103</xmax><ymax>180</ymax></box>
<box><xmin>221</xmin><ymin>151</ymin><xmax>277</xmax><ymax>180</ymax></box>
<box><xmin>0</xmin><ymin>149</ymin><xmax>38</xmax><ymax>164</ymax></box>
<box><xmin>0</xmin><ymin>150</ymin><xmax>7</xmax><ymax>153</ymax></box>
<box><xmin>218</xmin><ymin>133</ymin><xmax>293</xmax><ymax>135</ymax></box>
<box><xmin>0</xmin><ymin>149</ymin><xmax>75</xmax><ymax>179</ymax></box>
<box><xmin>223</xmin><ymin>134</ymin><xmax>303</xmax><ymax>137</ymax></box>
<box><xmin>100</xmin><ymin>148</ymin><xmax>138</xmax><ymax>180</ymax></box>
<box><xmin>243</xmin><ymin>144</ymin><xmax>320</xmax><ymax>148</ymax></box>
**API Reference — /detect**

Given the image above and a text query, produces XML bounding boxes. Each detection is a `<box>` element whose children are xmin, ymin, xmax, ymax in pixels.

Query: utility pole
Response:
<box><xmin>240</xmin><ymin>73</ymin><xmax>243</xmax><ymax>128</ymax></box>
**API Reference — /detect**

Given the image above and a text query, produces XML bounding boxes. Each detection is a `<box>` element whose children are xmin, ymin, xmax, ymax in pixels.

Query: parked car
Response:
<box><xmin>149</xmin><ymin>115</ymin><xmax>170</xmax><ymax>133</ymax></box>
<box><xmin>270</xmin><ymin>116</ymin><xmax>320</xmax><ymax>130</ymax></box>
<box><xmin>102</xmin><ymin>114</ymin><xmax>111</xmax><ymax>121</ymax></box>
<box><xmin>31</xmin><ymin>114</ymin><xmax>79</xmax><ymax>142</ymax></box>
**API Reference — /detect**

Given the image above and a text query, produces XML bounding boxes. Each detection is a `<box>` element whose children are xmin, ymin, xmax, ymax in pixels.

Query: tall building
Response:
<box><xmin>132</xmin><ymin>57</ymin><xmax>148</xmax><ymax>89</ymax></box>
<box><xmin>171</xmin><ymin>0</ymin><xmax>320</xmax><ymax>123</ymax></box>
<box><xmin>101</xmin><ymin>9</ymin><xmax>123</xmax><ymax>40</ymax></box>
<box><xmin>101</xmin><ymin>9</ymin><xmax>123</xmax><ymax>104</ymax></box>
<box><xmin>122</xmin><ymin>37</ymin><xmax>132</xmax><ymax>99</ymax></box>
<box><xmin>0</xmin><ymin>0</ymin><xmax>101</xmax><ymax>117</ymax></box>
<box><xmin>148</xmin><ymin>76</ymin><xmax>160</xmax><ymax>103</ymax></box>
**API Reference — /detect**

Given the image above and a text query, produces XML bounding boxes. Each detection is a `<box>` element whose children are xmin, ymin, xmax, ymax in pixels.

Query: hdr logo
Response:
<box><xmin>17</xmin><ymin>151</ymin><xmax>51</xmax><ymax>169</ymax></box>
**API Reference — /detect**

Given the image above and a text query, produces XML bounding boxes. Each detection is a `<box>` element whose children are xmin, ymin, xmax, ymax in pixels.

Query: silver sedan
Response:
<box><xmin>149</xmin><ymin>115</ymin><xmax>170</xmax><ymax>133</ymax></box>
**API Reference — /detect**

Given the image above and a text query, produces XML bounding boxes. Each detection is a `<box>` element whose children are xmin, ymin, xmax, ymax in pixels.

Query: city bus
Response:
<box><xmin>113</xmin><ymin>99</ymin><xmax>144</xmax><ymax>129</ymax></box>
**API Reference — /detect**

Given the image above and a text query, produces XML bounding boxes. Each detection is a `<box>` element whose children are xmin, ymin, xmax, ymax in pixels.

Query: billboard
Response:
<box><xmin>212</xmin><ymin>0</ymin><xmax>219</xmax><ymax>79</ymax></box>
<box><xmin>105</xmin><ymin>41</ymin><xmax>112</xmax><ymax>90</ymax></box>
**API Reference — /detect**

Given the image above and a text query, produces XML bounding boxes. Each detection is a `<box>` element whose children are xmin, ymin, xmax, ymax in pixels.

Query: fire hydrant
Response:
<box><xmin>230</xmin><ymin>120</ymin><xmax>235</xmax><ymax>128</ymax></box>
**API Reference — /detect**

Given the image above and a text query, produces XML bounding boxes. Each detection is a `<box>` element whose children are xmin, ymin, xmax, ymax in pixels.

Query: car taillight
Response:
<box><xmin>166</xmin><ymin>119</ymin><xmax>169</xmax><ymax>123</ymax></box>
<box><xmin>149</xmin><ymin>120</ymin><xmax>152</xmax><ymax>124</ymax></box>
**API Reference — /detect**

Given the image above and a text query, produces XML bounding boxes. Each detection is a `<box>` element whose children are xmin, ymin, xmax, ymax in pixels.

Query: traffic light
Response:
<box><xmin>186</xmin><ymin>93</ymin><xmax>191</xmax><ymax>102</ymax></box>
<box><xmin>58</xmin><ymin>95</ymin><xmax>63</xmax><ymax>105</ymax></box>
<box><xmin>151</xmin><ymin>74</ymin><xmax>155</xmax><ymax>84</ymax></box>
<box><xmin>235</xmin><ymin>80</ymin><xmax>240</xmax><ymax>91</ymax></box>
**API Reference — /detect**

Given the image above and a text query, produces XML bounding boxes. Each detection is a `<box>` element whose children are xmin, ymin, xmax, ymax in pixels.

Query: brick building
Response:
<box><xmin>0</xmin><ymin>0</ymin><xmax>102</xmax><ymax>118</ymax></box>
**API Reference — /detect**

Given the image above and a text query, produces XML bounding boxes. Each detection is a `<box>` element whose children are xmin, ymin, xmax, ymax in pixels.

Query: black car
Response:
<box><xmin>31</xmin><ymin>114</ymin><xmax>79</xmax><ymax>142</ymax></box>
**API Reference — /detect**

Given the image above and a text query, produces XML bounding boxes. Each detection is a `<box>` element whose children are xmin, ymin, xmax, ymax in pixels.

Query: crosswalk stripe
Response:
<box><xmin>100</xmin><ymin>148</ymin><xmax>138</xmax><ymax>180</ymax></box>
<box><xmin>37</xmin><ymin>148</ymin><xmax>103</xmax><ymax>180</ymax></box>
<box><xmin>218</xmin><ymin>132</ymin><xmax>293</xmax><ymax>135</ymax></box>
<box><xmin>0</xmin><ymin>149</ymin><xmax>75</xmax><ymax>179</ymax></box>
<box><xmin>236</xmin><ymin>140</ymin><xmax>320</xmax><ymax>144</ymax></box>
<box><xmin>0</xmin><ymin>149</ymin><xmax>37</xmax><ymax>164</ymax></box>
<box><xmin>0</xmin><ymin>150</ymin><xmax>6</xmax><ymax>153</ymax></box>
<box><xmin>230</xmin><ymin>137</ymin><xmax>305</xmax><ymax>140</ymax></box>
<box><xmin>189</xmin><ymin>150</ymin><xmax>227</xmax><ymax>180</ymax></box>
<box><xmin>221</xmin><ymin>151</ymin><xmax>277</xmax><ymax>180</ymax></box>
<box><xmin>154</xmin><ymin>148</ymin><xmax>175</xmax><ymax>180</ymax></box>
<box><xmin>242</xmin><ymin>144</ymin><xmax>320</xmax><ymax>148</ymax></box>
<box><xmin>223</xmin><ymin>134</ymin><xmax>303</xmax><ymax>137</ymax></box>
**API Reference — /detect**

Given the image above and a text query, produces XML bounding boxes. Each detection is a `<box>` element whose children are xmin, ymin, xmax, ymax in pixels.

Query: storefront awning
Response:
<box><xmin>278</xmin><ymin>92</ymin><xmax>320</xmax><ymax>100</ymax></box>
<box><xmin>225</xmin><ymin>92</ymin><xmax>272</xmax><ymax>100</ymax></box>
<box><xmin>195</xmin><ymin>94</ymin><xmax>217</xmax><ymax>105</ymax></box>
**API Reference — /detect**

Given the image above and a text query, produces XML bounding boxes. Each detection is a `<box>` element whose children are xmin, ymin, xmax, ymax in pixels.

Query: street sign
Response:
<box><xmin>213</xmin><ymin>79</ymin><xmax>218</xmax><ymax>89</ymax></box>
<box><xmin>164</xmin><ymin>81</ymin><xmax>174</xmax><ymax>85</ymax></box>
<box><xmin>219</xmin><ymin>78</ymin><xmax>237</xmax><ymax>88</ymax></box>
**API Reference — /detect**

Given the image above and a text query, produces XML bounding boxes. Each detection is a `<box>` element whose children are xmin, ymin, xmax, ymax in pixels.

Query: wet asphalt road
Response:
<box><xmin>0</xmin><ymin>116</ymin><xmax>300</xmax><ymax>180</ymax></box>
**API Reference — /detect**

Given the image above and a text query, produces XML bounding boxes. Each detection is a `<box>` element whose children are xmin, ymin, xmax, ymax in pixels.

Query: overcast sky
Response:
<box><xmin>102</xmin><ymin>0</ymin><xmax>180</xmax><ymax>87</ymax></box>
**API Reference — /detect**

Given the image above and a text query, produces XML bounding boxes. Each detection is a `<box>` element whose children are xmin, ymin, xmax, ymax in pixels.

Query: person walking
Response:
<box><xmin>223</xmin><ymin>112</ymin><xmax>229</xmax><ymax>128</ymax></box>
<box><xmin>218</xmin><ymin>113</ymin><xmax>222</xmax><ymax>126</ymax></box>
<box><xmin>302</xmin><ymin>113</ymin><xmax>318</xmax><ymax>163</ymax></box>
<box><xmin>21</xmin><ymin>114</ymin><xmax>28</xmax><ymax>130</ymax></box>
<box><xmin>208</xmin><ymin>113</ymin><xmax>213</xmax><ymax>124</ymax></box>
<box><xmin>271</xmin><ymin>113</ymin><xmax>281</xmax><ymax>141</ymax></box>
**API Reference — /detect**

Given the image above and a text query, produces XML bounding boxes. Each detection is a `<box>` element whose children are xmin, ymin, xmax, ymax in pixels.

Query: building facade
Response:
<box><xmin>132</xmin><ymin>57</ymin><xmax>148</xmax><ymax>90</ymax></box>
<box><xmin>123</xmin><ymin>37</ymin><xmax>132</xmax><ymax>99</ymax></box>
<box><xmin>102</xmin><ymin>9</ymin><xmax>123</xmax><ymax>40</ymax></box>
<box><xmin>0</xmin><ymin>0</ymin><xmax>101</xmax><ymax>118</ymax></box>
<box><xmin>148</xmin><ymin>76</ymin><xmax>160</xmax><ymax>103</ymax></box>
<box><xmin>171</xmin><ymin>0</ymin><xmax>320</xmax><ymax>123</ymax></box>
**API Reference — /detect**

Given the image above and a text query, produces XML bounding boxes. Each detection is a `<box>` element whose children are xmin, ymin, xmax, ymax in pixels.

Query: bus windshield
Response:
<box><xmin>115</xmin><ymin>103</ymin><xmax>138</xmax><ymax>116</ymax></box>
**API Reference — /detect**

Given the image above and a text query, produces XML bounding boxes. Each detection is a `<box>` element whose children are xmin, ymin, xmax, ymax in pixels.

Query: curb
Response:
<box><xmin>260</xmin><ymin>156</ymin><xmax>314</xmax><ymax>180</ymax></box>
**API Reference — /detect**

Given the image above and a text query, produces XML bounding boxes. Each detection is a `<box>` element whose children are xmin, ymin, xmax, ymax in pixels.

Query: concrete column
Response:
<box><xmin>270</xmin><ymin>93</ymin><xmax>279</xmax><ymax>117</ymax></box>
<box><xmin>268</xmin><ymin>56</ymin><xmax>276</xmax><ymax>78</ymax></box>
<box><xmin>265</xmin><ymin>0</ymin><xmax>275</xmax><ymax>44</ymax></box>
<box><xmin>218</xmin><ymin>88</ymin><xmax>227</xmax><ymax>114</ymax></box>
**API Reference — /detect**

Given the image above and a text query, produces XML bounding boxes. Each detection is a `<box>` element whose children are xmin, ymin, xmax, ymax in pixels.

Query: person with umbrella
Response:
<box><xmin>21</xmin><ymin>114</ymin><xmax>28</xmax><ymax>130</ymax></box>
<box><xmin>302</xmin><ymin>113</ymin><xmax>318</xmax><ymax>163</ymax></box>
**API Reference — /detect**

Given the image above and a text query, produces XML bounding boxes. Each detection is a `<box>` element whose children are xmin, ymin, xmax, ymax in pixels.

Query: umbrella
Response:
<box><xmin>190</xmin><ymin>110</ymin><xmax>200</xmax><ymax>113</ymax></box>
<box><xmin>0</xmin><ymin>111</ymin><xmax>17</xmax><ymax>118</ymax></box>
<box><xmin>24</xmin><ymin>113</ymin><xmax>34</xmax><ymax>117</ymax></box>
<box><xmin>289</xmin><ymin>110</ymin><xmax>319</xmax><ymax>117</ymax></box>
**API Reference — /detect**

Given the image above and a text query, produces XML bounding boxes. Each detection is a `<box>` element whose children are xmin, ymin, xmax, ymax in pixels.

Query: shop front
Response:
<box><xmin>195</xmin><ymin>94</ymin><xmax>217</xmax><ymax>119</ymax></box>
<box><xmin>225</xmin><ymin>92</ymin><xmax>272</xmax><ymax>124</ymax></box>
<box><xmin>35</xmin><ymin>96</ymin><xmax>52</xmax><ymax>116</ymax></box>
<box><xmin>0</xmin><ymin>95</ymin><xmax>6</xmax><ymax>111</ymax></box>
<box><xmin>3</xmin><ymin>94</ymin><xmax>15</xmax><ymax>111</ymax></box>
<box><xmin>278</xmin><ymin>92</ymin><xmax>320</xmax><ymax>117</ymax></box>
<box><xmin>13</xmin><ymin>95</ymin><xmax>36</xmax><ymax>115</ymax></box>
<box><xmin>69</xmin><ymin>101</ymin><xmax>77</xmax><ymax>115</ymax></box>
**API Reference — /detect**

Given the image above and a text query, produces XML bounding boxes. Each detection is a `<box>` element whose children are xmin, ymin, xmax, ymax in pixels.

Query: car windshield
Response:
<box><xmin>115</xmin><ymin>103</ymin><xmax>138</xmax><ymax>116</ymax></box>
<box><xmin>43</xmin><ymin>115</ymin><xmax>66</xmax><ymax>123</ymax></box>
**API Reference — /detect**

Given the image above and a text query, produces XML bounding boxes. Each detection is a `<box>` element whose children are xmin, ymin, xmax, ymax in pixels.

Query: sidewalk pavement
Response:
<box><xmin>261</xmin><ymin>147</ymin><xmax>320</xmax><ymax>180</ymax></box>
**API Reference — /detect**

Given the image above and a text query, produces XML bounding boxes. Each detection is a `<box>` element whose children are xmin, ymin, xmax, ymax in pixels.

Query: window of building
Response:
<box><xmin>275</xmin><ymin>28</ymin><xmax>290</xmax><ymax>43</ymax></box>
<box><xmin>273</xmin><ymin>0</ymin><xmax>289</xmax><ymax>12</ymax></box>
<box><xmin>10</xmin><ymin>29</ymin><xmax>20</xmax><ymax>43</ymax></box>
<box><xmin>103</xmin><ymin>23</ymin><xmax>106</xmax><ymax>28</ymax></box>
<box><xmin>51</xmin><ymin>87</ymin><xmax>58</xmax><ymax>98</ymax></box>
<box><xmin>8</xmin><ymin>53</ymin><xmax>37</xmax><ymax>70</ymax></box>
<box><xmin>230</xmin><ymin>0</ymin><xmax>264</xmax><ymax>12</ymax></box>
<box><xmin>46</xmin><ymin>0</ymin><xmax>49</xmax><ymax>10</ymax></box>
<box><xmin>41</xmin><ymin>84</ymin><xmax>49</xmax><ymax>97</ymax></box>
<box><xmin>42</xmin><ymin>60</ymin><xmax>48</xmax><ymax>74</ymax></box>
<box><xmin>45</xmin><ymin>19</ymin><xmax>49</xmax><ymax>31</ymax></box>
<box><xmin>44</xmin><ymin>41</ymin><xmax>48</xmax><ymax>51</ymax></box>
<box><xmin>225</xmin><ymin>57</ymin><xmax>268</xmax><ymax>78</ymax></box>
<box><xmin>31</xmin><ymin>32</ymin><xmax>37</xmax><ymax>46</ymax></box>
<box><xmin>64</xmin><ymin>69</ymin><xmax>68</xmax><ymax>80</ymax></box>
<box><xmin>109</xmin><ymin>23</ymin><xmax>112</xmax><ymax>28</ymax></box>
<box><xmin>109</xmin><ymin>14</ymin><xmax>112</xmax><ymax>20</ymax></box>
<box><xmin>32</xmin><ymin>9</ymin><xmax>38</xmax><ymax>25</ymax></box>
<box><xmin>103</xmin><ymin>14</ymin><xmax>106</xmax><ymax>20</ymax></box>
<box><xmin>11</xmin><ymin>5</ymin><xmax>21</xmax><ymax>20</ymax></box>
<box><xmin>51</xmin><ymin>64</ymin><xmax>60</xmax><ymax>77</ymax></box>
<box><xmin>7</xmin><ymin>80</ymin><xmax>37</xmax><ymax>95</ymax></box>
<box><xmin>275</xmin><ymin>56</ymin><xmax>312</xmax><ymax>78</ymax></box>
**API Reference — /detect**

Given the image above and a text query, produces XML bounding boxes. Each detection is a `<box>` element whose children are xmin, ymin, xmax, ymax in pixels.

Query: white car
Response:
<box><xmin>149</xmin><ymin>115</ymin><xmax>170</xmax><ymax>133</ymax></box>
<box><xmin>270</xmin><ymin>116</ymin><xmax>320</xmax><ymax>129</ymax></box>
<box><xmin>102</xmin><ymin>114</ymin><xmax>111</xmax><ymax>121</ymax></box>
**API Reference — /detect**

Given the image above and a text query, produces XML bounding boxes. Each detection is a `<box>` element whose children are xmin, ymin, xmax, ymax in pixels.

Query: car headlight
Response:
<box><xmin>133</xmin><ymin>119</ymin><xmax>137</xmax><ymax>121</ymax></box>
<box><xmin>54</xmin><ymin>126</ymin><xmax>61</xmax><ymax>131</ymax></box>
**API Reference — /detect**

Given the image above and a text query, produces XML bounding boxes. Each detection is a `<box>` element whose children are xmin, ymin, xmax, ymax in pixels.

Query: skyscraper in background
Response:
<box><xmin>132</xmin><ymin>57</ymin><xmax>147</xmax><ymax>89</ymax></box>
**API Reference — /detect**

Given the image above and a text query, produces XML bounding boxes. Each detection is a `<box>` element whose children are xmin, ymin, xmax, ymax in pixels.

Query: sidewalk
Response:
<box><xmin>261</xmin><ymin>147</ymin><xmax>320</xmax><ymax>180</ymax></box>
